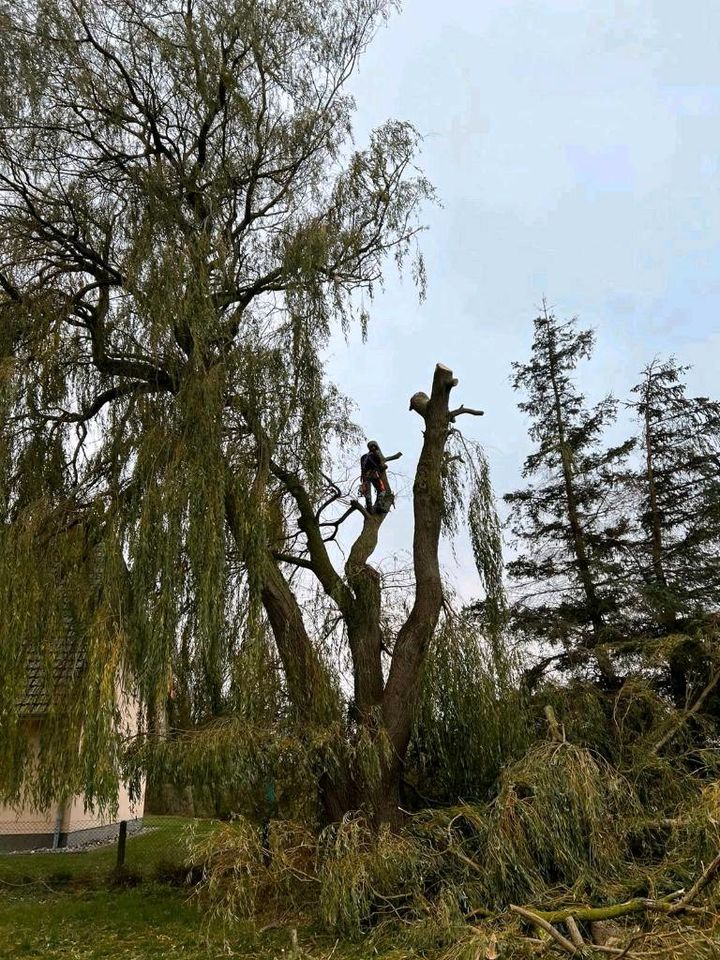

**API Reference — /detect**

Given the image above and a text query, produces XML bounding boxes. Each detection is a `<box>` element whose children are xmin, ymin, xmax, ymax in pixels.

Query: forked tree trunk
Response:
<box><xmin>235</xmin><ymin>363</ymin><xmax>472</xmax><ymax>826</ymax></box>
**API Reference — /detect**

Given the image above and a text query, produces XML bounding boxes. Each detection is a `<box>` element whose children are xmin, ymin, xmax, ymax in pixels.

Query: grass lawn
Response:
<box><xmin>2</xmin><ymin>885</ymin><xmax>224</xmax><ymax>959</ymax></box>
<box><xmin>0</xmin><ymin>885</ymin><xmax>371</xmax><ymax>960</ymax></box>
<box><xmin>0</xmin><ymin>815</ymin><xmax>210</xmax><ymax>885</ymax></box>
<box><xmin>0</xmin><ymin>884</ymin><xmax>389</xmax><ymax>960</ymax></box>
<box><xmin>0</xmin><ymin>816</ymin><xmax>386</xmax><ymax>960</ymax></box>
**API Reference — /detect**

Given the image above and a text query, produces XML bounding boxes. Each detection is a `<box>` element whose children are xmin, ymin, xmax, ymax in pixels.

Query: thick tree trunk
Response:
<box><xmin>345</xmin><ymin>514</ymin><xmax>386</xmax><ymax>720</ymax></box>
<box><xmin>378</xmin><ymin>364</ymin><xmax>458</xmax><ymax>823</ymax></box>
<box><xmin>225</xmin><ymin>483</ymin><xmax>351</xmax><ymax>816</ymax></box>
<box><xmin>235</xmin><ymin>364</ymin><xmax>466</xmax><ymax>827</ymax></box>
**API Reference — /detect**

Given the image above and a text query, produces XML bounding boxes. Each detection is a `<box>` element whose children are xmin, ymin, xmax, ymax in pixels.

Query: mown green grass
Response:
<box><xmin>0</xmin><ymin>816</ymin><xmax>390</xmax><ymax>959</ymax></box>
<box><xmin>0</xmin><ymin>884</ymin><xmax>389</xmax><ymax>960</ymax></box>
<box><xmin>1</xmin><ymin>886</ymin><xmax>223</xmax><ymax>959</ymax></box>
<box><xmin>0</xmin><ymin>815</ymin><xmax>210</xmax><ymax>885</ymax></box>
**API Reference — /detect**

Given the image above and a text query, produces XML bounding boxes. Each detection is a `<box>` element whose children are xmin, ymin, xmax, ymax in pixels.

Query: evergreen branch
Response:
<box><xmin>650</xmin><ymin>666</ymin><xmax>720</xmax><ymax>755</ymax></box>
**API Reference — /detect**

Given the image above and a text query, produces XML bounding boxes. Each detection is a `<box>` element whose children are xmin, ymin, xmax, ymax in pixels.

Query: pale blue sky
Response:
<box><xmin>325</xmin><ymin>1</ymin><xmax>720</xmax><ymax>598</ymax></box>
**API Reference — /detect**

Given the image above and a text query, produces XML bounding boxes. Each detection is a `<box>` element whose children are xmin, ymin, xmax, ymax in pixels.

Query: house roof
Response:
<box><xmin>19</xmin><ymin>636</ymin><xmax>86</xmax><ymax>715</ymax></box>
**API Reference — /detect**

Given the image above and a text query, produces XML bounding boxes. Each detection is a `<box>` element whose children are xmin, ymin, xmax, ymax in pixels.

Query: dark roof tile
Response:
<box><xmin>19</xmin><ymin>637</ymin><xmax>86</xmax><ymax>715</ymax></box>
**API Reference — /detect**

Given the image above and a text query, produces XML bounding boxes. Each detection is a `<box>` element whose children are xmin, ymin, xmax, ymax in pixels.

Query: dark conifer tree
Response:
<box><xmin>621</xmin><ymin>358</ymin><xmax>720</xmax><ymax>702</ymax></box>
<box><xmin>504</xmin><ymin>305</ymin><xmax>632</xmax><ymax>679</ymax></box>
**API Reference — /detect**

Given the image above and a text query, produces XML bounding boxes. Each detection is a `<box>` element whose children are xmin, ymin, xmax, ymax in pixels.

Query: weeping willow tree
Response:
<box><xmin>0</xmin><ymin>0</ymin><xmax>500</xmax><ymax>825</ymax></box>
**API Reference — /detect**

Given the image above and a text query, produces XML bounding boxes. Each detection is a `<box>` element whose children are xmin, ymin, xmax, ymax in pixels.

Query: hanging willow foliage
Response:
<box><xmin>409</xmin><ymin>607</ymin><xmax>529</xmax><ymax>806</ymax></box>
<box><xmin>0</xmin><ymin>0</ymin><xmax>433</xmax><ymax>809</ymax></box>
<box><xmin>440</xmin><ymin>432</ymin><xmax>506</xmax><ymax>632</ymax></box>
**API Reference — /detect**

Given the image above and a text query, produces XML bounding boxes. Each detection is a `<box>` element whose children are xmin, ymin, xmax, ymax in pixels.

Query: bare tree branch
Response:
<box><xmin>449</xmin><ymin>404</ymin><xmax>484</xmax><ymax>421</ymax></box>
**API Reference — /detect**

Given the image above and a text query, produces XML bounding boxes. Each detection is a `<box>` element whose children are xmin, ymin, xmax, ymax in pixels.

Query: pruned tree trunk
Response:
<box><xmin>379</xmin><ymin>364</ymin><xmax>458</xmax><ymax>824</ymax></box>
<box><xmin>236</xmin><ymin>363</ymin><xmax>471</xmax><ymax>826</ymax></box>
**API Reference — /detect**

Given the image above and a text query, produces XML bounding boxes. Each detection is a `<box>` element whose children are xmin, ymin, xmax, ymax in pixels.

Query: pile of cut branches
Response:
<box><xmin>191</xmin><ymin>734</ymin><xmax>720</xmax><ymax>958</ymax></box>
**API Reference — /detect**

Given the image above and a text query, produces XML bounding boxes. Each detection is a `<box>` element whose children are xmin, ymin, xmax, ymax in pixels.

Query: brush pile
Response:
<box><xmin>192</xmin><ymin>695</ymin><xmax>720</xmax><ymax>958</ymax></box>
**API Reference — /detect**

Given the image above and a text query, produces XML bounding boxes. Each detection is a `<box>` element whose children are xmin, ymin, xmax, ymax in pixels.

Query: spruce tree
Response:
<box><xmin>504</xmin><ymin>305</ymin><xmax>631</xmax><ymax>678</ymax></box>
<box><xmin>622</xmin><ymin>358</ymin><xmax>720</xmax><ymax>701</ymax></box>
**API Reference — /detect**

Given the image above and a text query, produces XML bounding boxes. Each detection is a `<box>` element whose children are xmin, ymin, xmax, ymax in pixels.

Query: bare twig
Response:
<box><xmin>612</xmin><ymin>936</ymin><xmax>638</xmax><ymax>959</ymax></box>
<box><xmin>314</xmin><ymin>472</ymin><xmax>347</xmax><ymax>522</ymax></box>
<box><xmin>319</xmin><ymin>503</ymin><xmax>361</xmax><ymax>543</ymax></box>
<box><xmin>668</xmin><ymin>850</ymin><xmax>720</xmax><ymax>913</ymax></box>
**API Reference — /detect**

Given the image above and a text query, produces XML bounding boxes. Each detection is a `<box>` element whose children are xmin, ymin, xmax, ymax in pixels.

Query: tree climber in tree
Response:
<box><xmin>360</xmin><ymin>441</ymin><xmax>392</xmax><ymax>514</ymax></box>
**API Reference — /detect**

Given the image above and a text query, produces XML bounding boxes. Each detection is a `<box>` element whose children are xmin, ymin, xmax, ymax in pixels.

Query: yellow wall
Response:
<box><xmin>0</xmin><ymin>800</ymin><xmax>56</xmax><ymax>836</ymax></box>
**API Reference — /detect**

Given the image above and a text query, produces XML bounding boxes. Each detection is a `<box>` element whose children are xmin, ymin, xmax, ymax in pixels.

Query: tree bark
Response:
<box><xmin>345</xmin><ymin>513</ymin><xmax>387</xmax><ymax>720</ymax></box>
<box><xmin>380</xmin><ymin>364</ymin><xmax>458</xmax><ymax>825</ymax></box>
<box><xmin>225</xmin><ymin>486</ymin><xmax>330</xmax><ymax>720</ymax></box>
<box><xmin>245</xmin><ymin>363</ymin><xmax>466</xmax><ymax>826</ymax></box>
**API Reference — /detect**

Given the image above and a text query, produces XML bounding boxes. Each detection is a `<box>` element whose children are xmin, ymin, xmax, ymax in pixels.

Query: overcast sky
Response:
<box><xmin>324</xmin><ymin>0</ymin><xmax>720</xmax><ymax>598</ymax></box>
